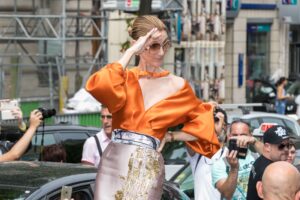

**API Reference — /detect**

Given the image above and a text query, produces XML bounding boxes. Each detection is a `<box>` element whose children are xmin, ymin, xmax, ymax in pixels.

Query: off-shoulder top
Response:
<box><xmin>86</xmin><ymin>63</ymin><xmax>220</xmax><ymax>158</ymax></box>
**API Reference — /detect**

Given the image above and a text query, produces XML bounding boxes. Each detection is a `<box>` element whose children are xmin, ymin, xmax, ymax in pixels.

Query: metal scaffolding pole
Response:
<box><xmin>0</xmin><ymin>0</ymin><xmax>108</xmax><ymax>110</ymax></box>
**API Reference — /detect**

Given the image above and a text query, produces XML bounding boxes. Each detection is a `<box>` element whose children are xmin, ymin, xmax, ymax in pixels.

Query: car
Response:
<box><xmin>0</xmin><ymin>124</ymin><xmax>100</xmax><ymax>163</ymax></box>
<box><xmin>0</xmin><ymin>161</ymin><xmax>190</xmax><ymax>200</ymax></box>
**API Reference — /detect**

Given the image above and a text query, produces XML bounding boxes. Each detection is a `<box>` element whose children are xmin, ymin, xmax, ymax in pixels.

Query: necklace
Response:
<box><xmin>137</xmin><ymin>68</ymin><xmax>170</xmax><ymax>78</ymax></box>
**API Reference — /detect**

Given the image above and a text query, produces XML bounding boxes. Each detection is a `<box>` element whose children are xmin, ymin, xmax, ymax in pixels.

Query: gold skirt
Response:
<box><xmin>93</xmin><ymin>142</ymin><xmax>165</xmax><ymax>200</ymax></box>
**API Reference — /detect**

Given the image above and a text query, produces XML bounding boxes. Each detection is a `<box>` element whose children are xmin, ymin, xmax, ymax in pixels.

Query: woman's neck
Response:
<box><xmin>138</xmin><ymin>60</ymin><xmax>162</xmax><ymax>73</ymax></box>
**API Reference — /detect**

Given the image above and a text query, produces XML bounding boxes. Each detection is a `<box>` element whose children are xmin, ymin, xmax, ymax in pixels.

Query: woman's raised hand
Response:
<box><xmin>129</xmin><ymin>28</ymin><xmax>158</xmax><ymax>55</ymax></box>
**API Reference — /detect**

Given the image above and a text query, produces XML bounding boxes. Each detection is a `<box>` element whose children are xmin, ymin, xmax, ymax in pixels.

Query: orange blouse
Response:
<box><xmin>86</xmin><ymin>63</ymin><xmax>220</xmax><ymax>158</ymax></box>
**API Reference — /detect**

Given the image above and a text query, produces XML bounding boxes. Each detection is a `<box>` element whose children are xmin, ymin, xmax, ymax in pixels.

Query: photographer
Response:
<box><xmin>211</xmin><ymin>119</ymin><xmax>263</xmax><ymax>200</ymax></box>
<box><xmin>186</xmin><ymin>107</ymin><xmax>228</xmax><ymax>200</ymax></box>
<box><xmin>0</xmin><ymin>109</ymin><xmax>42</xmax><ymax>162</ymax></box>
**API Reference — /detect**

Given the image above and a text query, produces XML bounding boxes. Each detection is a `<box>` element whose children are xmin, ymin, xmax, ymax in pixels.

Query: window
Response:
<box><xmin>246</xmin><ymin>24</ymin><xmax>271</xmax><ymax>102</ymax></box>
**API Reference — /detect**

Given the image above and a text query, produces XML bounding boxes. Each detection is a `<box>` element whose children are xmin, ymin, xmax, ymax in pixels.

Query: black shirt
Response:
<box><xmin>246</xmin><ymin>155</ymin><xmax>273</xmax><ymax>200</ymax></box>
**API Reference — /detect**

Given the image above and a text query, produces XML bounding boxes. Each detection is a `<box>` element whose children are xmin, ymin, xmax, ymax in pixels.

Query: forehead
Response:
<box><xmin>230</xmin><ymin>122</ymin><xmax>250</xmax><ymax>136</ymax></box>
<box><xmin>101</xmin><ymin>108</ymin><xmax>111</xmax><ymax>115</ymax></box>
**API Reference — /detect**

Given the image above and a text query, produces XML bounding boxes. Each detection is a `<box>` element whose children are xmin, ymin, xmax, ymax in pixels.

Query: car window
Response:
<box><xmin>161</xmin><ymin>141</ymin><xmax>187</xmax><ymax>164</ymax></box>
<box><xmin>248</xmin><ymin>119</ymin><xmax>260</xmax><ymax>129</ymax></box>
<box><xmin>284</xmin><ymin>120</ymin><xmax>298</xmax><ymax>136</ymax></box>
<box><xmin>20</xmin><ymin>134</ymin><xmax>57</xmax><ymax>161</ymax></box>
<box><xmin>32</xmin><ymin>134</ymin><xmax>56</xmax><ymax>146</ymax></box>
<box><xmin>58</xmin><ymin>132</ymin><xmax>90</xmax><ymax>163</ymax></box>
<box><xmin>58</xmin><ymin>132</ymin><xmax>89</xmax><ymax>142</ymax></box>
<box><xmin>261</xmin><ymin>117</ymin><xmax>285</xmax><ymax>126</ymax></box>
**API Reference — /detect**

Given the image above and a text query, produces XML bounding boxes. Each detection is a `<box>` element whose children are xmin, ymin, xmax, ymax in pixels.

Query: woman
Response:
<box><xmin>86</xmin><ymin>15</ymin><xmax>220</xmax><ymax>199</ymax></box>
<box><xmin>275</xmin><ymin>77</ymin><xmax>290</xmax><ymax>114</ymax></box>
<box><xmin>287</xmin><ymin>142</ymin><xmax>296</xmax><ymax>164</ymax></box>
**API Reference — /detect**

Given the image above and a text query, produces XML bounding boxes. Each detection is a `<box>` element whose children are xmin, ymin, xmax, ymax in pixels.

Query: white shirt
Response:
<box><xmin>189</xmin><ymin>148</ymin><xmax>226</xmax><ymax>200</ymax></box>
<box><xmin>81</xmin><ymin>129</ymin><xmax>111</xmax><ymax>168</ymax></box>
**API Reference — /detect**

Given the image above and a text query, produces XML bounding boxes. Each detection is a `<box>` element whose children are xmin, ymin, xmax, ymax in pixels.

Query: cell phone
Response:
<box><xmin>0</xmin><ymin>99</ymin><xmax>19</xmax><ymax>120</ymax></box>
<box><xmin>60</xmin><ymin>186</ymin><xmax>72</xmax><ymax>200</ymax></box>
<box><xmin>228</xmin><ymin>138</ymin><xmax>247</xmax><ymax>159</ymax></box>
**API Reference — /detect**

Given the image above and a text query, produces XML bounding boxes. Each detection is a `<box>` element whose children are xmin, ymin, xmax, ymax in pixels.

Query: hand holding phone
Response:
<box><xmin>228</xmin><ymin>138</ymin><xmax>247</xmax><ymax>159</ymax></box>
<box><xmin>0</xmin><ymin>99</ymin><xmax>19</xmax><ymax>120</ymax></box>
<box><xmin>60</xmin><ymin>186</ymin><xmax>72</xmax><ymax>200</ymax></box>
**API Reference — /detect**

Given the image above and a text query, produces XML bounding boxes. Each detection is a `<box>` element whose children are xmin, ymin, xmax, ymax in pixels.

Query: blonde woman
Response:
<box><xmin>86</xmin><ymin>15</ymin><xmax>220</xmax><ymax>199</ymax></box>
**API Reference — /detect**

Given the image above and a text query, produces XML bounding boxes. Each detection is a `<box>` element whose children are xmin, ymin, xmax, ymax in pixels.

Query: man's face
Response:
<box><xmin>100</xmin><ymin>108</ymin><xmax>112</xmax><ymax>138</ymax></box>
<box><xmin>229</xmin><ymin>122</ymin><xmax>251</xmax><ymax>139</ymax></box>
<box><xmin>268</xmin><ymin>139</ymin><xmax>289</xmax><ymax>162</ymax></box>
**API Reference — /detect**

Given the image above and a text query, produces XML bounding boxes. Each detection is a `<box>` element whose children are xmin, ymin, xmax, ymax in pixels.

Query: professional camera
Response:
<box><xmin>38</xmin><ymin>108</ymin><xmax>56</xmax><ymax>119</ymax></box>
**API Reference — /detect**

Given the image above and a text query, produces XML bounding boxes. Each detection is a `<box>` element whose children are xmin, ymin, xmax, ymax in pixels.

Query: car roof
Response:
<box><xmin>0</xmin><ymin>161</ymin><xmax>97</xmax><ymax>191</ymax></box>
<box><xmin>227</xmin><ymin>111</ymin><xmax>300</xmax><ymax>137</ymax></box>
<box><xmin>36</xmin><ymin>124</ymin><xmax>100</xmax><ymax>132</ymax></box>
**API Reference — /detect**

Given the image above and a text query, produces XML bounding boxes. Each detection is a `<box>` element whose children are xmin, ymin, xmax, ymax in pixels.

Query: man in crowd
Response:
<box><xmin>212</xmin><ymin>119</ymin><xmax>263</xmax><ymax>200</ymax></box>
<box><xmin>247</xmin><ymin>125</ymin><xmax>290</xmax><ymax>200</ymax></box>
<box><xmin>81</xmin><ymin>105</ymin><xmax>112</xmax><ymax>168</ymax></box>
<box><xmin>0</xmin><ymin>109</ymin><xmax>42</xmax><ymax>162</ymax></box>
<box><xmin>256</xmin><ymin>161</ymin><xmax>300</xmax><ymax>200</ymax></box>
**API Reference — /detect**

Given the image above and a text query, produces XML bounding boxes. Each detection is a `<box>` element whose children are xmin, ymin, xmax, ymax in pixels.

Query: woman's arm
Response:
<box><xmin>0</xmin><ymin>110</ymin><xmax>42</xmax><ymax>162</ymax></box>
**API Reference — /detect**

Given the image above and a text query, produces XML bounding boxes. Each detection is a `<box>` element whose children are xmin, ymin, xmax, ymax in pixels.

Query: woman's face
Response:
<box><xmin>140</xmin><ymin>30</ymin><xmax>170</xmax><ymax>68</ymax></box>
<box><xmin>287</xmin><ymin>146</ymin><xmax>296</xmax><ymax>164</ymax></box>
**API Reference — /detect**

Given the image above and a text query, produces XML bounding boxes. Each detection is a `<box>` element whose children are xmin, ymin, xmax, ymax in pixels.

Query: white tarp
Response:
<box><xmin>63</xmin><ymin>88</ymin><xmax>101</xmax><ymax>113</ymax></box>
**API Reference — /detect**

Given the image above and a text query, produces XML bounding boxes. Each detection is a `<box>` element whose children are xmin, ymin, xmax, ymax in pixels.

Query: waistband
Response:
<box><xmin>112</xmin><ymin>129</ymin><xmax>160</xmax><ymax>150</ymax></box>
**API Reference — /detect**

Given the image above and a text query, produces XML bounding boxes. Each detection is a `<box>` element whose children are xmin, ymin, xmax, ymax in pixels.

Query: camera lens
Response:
<box><xmin>38</xmin><ymin>108</ymin><xmax>56</xmax><ymax>119</ymax></box>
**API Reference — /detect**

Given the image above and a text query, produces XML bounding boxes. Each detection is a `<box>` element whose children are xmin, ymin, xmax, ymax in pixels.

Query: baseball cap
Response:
<box><xmin>263</xmin><ymin>125</ymin><xmax>290</xmax><ymax>144</ymax></box>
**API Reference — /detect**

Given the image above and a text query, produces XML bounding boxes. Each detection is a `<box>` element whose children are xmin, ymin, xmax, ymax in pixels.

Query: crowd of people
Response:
<box><xmin>0</xmin><ymin>14</ymin><xmax>300</xmax><ymax>200</ymax></box>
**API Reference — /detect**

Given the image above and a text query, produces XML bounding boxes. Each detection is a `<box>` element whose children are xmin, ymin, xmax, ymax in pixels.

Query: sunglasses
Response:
<box><xmin>149</xmin><ymin>40</ymin><xmax>171</xmax><ymax>53</ymax></box>
<box><xmin>278</xmin><ymin>143</ymin><xmax>290</xmax><ymax>150</ymax></box>
<box><xmin>101</xmin><ymin>115</ymin><xmax>112</xmax><ymax>120</ymax></box>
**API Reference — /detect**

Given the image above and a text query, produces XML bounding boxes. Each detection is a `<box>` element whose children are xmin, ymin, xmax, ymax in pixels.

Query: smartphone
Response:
<box><xmin>60</xmin><ymin>186</ymin><xmax>72</xmax><ymax>200</ymax></box>
<box><xmin>228</xmin><ymin>138</ymin><xmax>247</xmax><ymax>159</ymax></box>
<box><xmin>0</xmin><ymin>99</ymin><xmax>19</xmax><ymax>120</ymax></box>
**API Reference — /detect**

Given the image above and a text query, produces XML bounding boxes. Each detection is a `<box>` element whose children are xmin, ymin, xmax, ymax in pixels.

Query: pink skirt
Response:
<box><xmin>93</xmin><ymin>142</ymin><xmax>165</xmax><ymax>200</ymax></box>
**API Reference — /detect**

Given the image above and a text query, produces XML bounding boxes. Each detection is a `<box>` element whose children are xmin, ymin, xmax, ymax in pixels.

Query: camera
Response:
<box><xmin>228</xmin><ymin>138</ymin><xmax>248</xmax><ymax>159</ymax></box>
<box><xmin>38</xmin><ymin>108</ymin><xmax>56</xmax><ymax>119</ymax></box>
<box><xmin>214</xmin><ymin>107</ymin><xmax>227</xmax><ymax>123</ymax></box>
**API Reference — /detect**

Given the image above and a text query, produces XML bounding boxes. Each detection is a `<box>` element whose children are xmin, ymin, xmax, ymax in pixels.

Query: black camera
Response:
<box><xmin>228</xmin><ymin>138</ymin><xmax>248</xmax><ymax>159</ymax></box>
<box><xmin>38</xmin><ymin>108</ymin><xmax>56</xmax><ymax>119</ymax></box>
<box><xmin>214</xmin><ymin>107</ymin><xmax>227</xmax><ymax>123</ymax></box>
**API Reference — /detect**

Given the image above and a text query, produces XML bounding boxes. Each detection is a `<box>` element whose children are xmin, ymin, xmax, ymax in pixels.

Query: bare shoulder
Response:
<box><xmin>168</xmin><ymin>74</ymin><xmax>185</xmax><ymax>91</ymax></box>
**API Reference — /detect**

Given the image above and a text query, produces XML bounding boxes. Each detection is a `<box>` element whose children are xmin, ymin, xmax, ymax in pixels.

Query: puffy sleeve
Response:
<box><xmin>85</xmin><ymin>62</ymin><xmax>127</xmax><ymax>113</ymax></box>
<box><xmin>182</xmin><ymin>103</ymin><xmax>220</xmax><ymax>158</ymax></box>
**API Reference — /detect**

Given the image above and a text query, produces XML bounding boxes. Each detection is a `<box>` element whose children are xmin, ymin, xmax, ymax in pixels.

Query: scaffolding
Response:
<box><xmin>0</xmin><ymin>0</ymin><xmax>187</xmax><ymax>116</ymax></box>
<box><xmin>0</xmin><ymin>0</ymin><xmax>108</xmax><ymax>113</ymax></box>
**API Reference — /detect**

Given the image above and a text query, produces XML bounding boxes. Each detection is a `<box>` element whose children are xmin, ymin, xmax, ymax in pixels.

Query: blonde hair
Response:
<box><xmin>130</xmin><ymin>15</ymin><xmax>167</xmax><ymax>40</ymax></box>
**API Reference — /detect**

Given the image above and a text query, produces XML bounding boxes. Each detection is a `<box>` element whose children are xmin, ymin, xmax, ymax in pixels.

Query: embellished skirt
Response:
<box><xmin>94</xmin><ymin>129</ymin><xmax>165</xmax><ymax>200</ymax></box>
